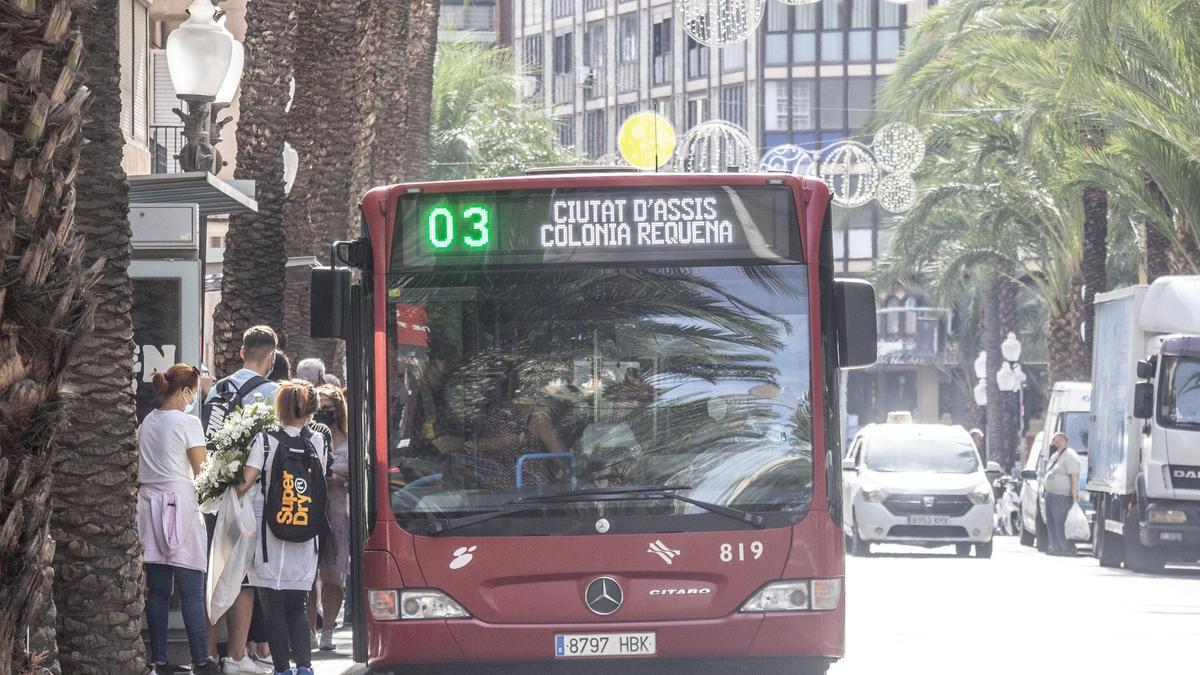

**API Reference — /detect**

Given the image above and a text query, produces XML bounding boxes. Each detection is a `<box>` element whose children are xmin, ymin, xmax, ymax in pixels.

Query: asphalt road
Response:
<box><xmin>314</xmin><ymin>536</ymin><xmax>1200</xmax><ymax>675</ymax></box>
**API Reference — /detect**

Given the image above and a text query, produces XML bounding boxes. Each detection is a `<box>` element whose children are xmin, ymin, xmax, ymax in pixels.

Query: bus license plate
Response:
<box><xmin>908</xmin><ymin>515</ymin><xmax>950</xmax><ymax>526</ymax></box>
<box><xmin>555</xmin><ymin>632</ymin><xmax>656</xmax><ymax>658</ymax></box>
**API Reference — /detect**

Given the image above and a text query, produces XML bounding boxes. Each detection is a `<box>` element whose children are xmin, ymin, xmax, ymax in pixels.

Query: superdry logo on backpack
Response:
<box><xmin>277</xmin><ymin>470</ymin><xmax>312</xmax><ymax>526</ymax></box>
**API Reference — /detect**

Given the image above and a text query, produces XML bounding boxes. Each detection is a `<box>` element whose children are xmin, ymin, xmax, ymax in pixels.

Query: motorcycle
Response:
<box><xmin>993</xmin><ymin>476</ymin><xmax>1022</xmax><ymax>536</ymax></box>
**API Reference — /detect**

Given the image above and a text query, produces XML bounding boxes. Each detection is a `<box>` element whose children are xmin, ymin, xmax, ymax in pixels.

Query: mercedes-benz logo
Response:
<box><xmin>584</xmin><ymin>576</ymin><xmax>623</xmax><ymax>616</ymax></box>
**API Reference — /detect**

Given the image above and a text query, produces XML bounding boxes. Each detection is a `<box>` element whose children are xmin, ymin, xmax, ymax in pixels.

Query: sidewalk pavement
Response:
<box><xmin>311</xmin><ymin>627</ymin><xmax>367</xmax><ymax>675</ymax></box>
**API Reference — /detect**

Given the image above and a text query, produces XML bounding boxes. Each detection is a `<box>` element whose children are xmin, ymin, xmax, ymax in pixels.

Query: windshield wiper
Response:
<box><xmin>424</xmin><ymin>484</ymin><xmax>764</xmax><ymax>535</ymax></box>
<box><xmin>424</xmin><ymin>486</ymin><xmax>689</xmax><ymax>536</ymax></box>
<box><xmin>521</xmin><ymin>485</ymin><xmax>765</xmax><ymax>528</ymax></box>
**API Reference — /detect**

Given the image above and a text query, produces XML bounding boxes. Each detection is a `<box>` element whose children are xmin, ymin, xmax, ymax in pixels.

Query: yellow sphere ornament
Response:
<box><xmin>618</xmin><ymin>112</ymin><xmax>676</xmax><ymax>170</ymax></box>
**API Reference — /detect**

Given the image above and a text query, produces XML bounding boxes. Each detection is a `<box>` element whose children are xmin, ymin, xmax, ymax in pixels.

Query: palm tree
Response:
<box><xmin>212</xmin><ymin>0</ymin><xmax>297</xmax><ymax>374</ymax></box>
<box><xmin>49</xmin><ymin>1</ymin><xmax>147</xmax><ymax>671</ymax></box>
<box><xmin>281</xmin><ymin>0</ymin><xmax>364</xmax><ymax>365</ymax></box>
<box><xmin>430</xmin><ymin>43</ymin><xmax>576</xmax><ymax>180</ymax></box>
<box><xmin>0</xmin><ymin>2</ymin><xmax>96</xmax><ymax>674</ymax></box>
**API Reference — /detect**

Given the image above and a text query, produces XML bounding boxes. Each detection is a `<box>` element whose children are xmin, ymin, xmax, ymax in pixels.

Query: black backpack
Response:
<box><xmin>201</xmin><ymin>375</ymin><xmax>271</xmax><ymax>450</ymax></box>
<box><xmin>261</xmin><ymin>427</ymin><xmax>329</xmax><ymax>546</ymax></box>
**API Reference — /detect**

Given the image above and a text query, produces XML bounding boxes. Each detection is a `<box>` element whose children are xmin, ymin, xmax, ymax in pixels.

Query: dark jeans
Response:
<box><xmin>145</xmin><ymin>563</ymin><xmax>208</xmax><ymax>665</ymax></box>
<box><xmin>1045</xmin><ymin>492</ymin><xmax>1077</xmax><ymax>555</ymax></box>
<box><xmin>257</xmin><ymin>587</ymin><xmax>312</xmax><ymax>671</ymax></box>
<box><xmin>248</xmin><ymin>591</ymin><xmax>268</xmax><ymax>644</ymax></box>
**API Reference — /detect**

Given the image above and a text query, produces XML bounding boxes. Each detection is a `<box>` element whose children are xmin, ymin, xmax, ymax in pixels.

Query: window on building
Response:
<box><xmin>120</xmin><ymin>0</ymin><xmax>150</xmax><ymax>145</ymax></box>
<box><xmin>879</xmin><ymin>0</ymin><xmax>901</xmax><ymax>27</ymax></box>
<box><xmin>847</xmin><ymin>77</ymin><xmax>872</xmax><ymax>129</ymax></box>
<box><xmin>796</xmin><ymin>3</ymin><xmax>818</xmax><ymax>29</ymax></box>
<box><xmin>651</xmin><ymin>15</ymin><xmax>673</xmax><ymax>86</ymax></box>
<box><xmin>584</xmin><ymin>109</ymin><xmax>607</xmax><ymax>158</ymax></box>
<box><xmin>653</xmin><ymin>97</ymin><xmax>674</xmax><ymax>126</ymax></box>
<box><xmin>553</xmin><ymin>32</ymin><xmax>575</xmax><ymax>104</ymax></box>
<box><xmin>822</xmin><ymin>0</ymin><xmax>845</xmax><ymax>29</ymax></box>
<box><xmin>525</xmin><ymin>0</ymin><xmax>543</xmax><ymax>24</ymax></box>
<box><xmin>556</xmin><ymin>116</ymin><xmax>576</xmax><ymax>147</ymax></box>
<box><xmin>819</xmin><ymin>78</ymin><xmax>844</xmax><ymax>129</ymax></box>
<box><xmin>686</xmin><ymin>96</ymin><xmax>709</xmax><ymax>130</ymax></box>
<box><xmin>794</xmin><ymin>80</ymin><xmax>815</xmax><ymax>130</ymax></box>
<box><xmin>719</xmin><ymin>84</ymin><xmax>746</xmax><ymax>128</ymax></box>
<box><xmin>617</xmin><ymin>103</ymin><xmax>640</xmax><ymax>129</ymax></box>
<box><xmin>585</xmin><ymin>0</ymin><xmax>604</xmax><ymax>10</ymax></box>
<box><xmin>849</xmin><ymin>30</ymin><xmax>872</xmax><ymax>61</ymax></box>
<box><xmin>850</xmin><ymin>0</ymin><xmax>871</xmax><ymax>27</ymax></box>
<box><xmin>552</xmin><ymin>0</ymin><xmax>572</xmax><ymax>19</ymax></box>
<box><xmin>821</xmin><ymin>33</ymin><xmax>843</xmax><ymax>62</ymax></box>
<box><xmin>721</xmin><ymin>43</ymin><xmax>745</xmax><ymax>73</ymax></box>
<box><xmin>617</xmin><ymin>14</ymin><xmax>639</xmax><ymax>93</ymax></box>
<box><xmin>765</xmin><ymin>1</ymin><xmax>789</xmax><ymax>65</ymax></box>
<box><xmin>209</xmin><ymin>235</ymin><xmax>224</xmax><ymax>249</ymax></box>
<box><xmin>584</xmin><ymin>22</ymin><xmax>606</xmax><ymax>99</ymax></box>
<box><xmin>764</xmin><ymin>81</ymin><xmax>790</xmax><ymax>131</ymax></box>
<box><xmin>686</xmin><ymin>36</ymin><xmax>709</xmax><ymax>79</ymax></box>
<box><xmin>523</xmin><ymin>35</ymin><xmax>545</xmax><ymax>73</ymax></box>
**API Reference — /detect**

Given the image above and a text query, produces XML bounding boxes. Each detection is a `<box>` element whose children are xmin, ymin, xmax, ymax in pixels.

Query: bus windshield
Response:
<box><xmin>384</xmin><ymin>264</ymin><xmax>814</xmax><ymax>531</ymax></box>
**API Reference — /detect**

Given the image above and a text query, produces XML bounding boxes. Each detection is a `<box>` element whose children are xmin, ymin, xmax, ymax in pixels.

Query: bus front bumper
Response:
<box><xmin>367</xmin><ymin>608</ymin><xmax>844</xmax><ymax>667</ymax></box>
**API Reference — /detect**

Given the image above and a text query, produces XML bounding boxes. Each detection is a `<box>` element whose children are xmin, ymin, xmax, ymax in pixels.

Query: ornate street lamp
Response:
<box><xmin>166</xmin><ymin>0</ymin><xmax>240</xmax><ymax>173</ymax></box>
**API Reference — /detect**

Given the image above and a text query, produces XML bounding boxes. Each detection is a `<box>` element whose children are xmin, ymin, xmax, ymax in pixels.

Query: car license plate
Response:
<box><xmin>555</xmin><ymin>632</ymin><xmax>656</xmax><ymax>658</ymax></box>
<box><xmin>908</xmin><ymin>515</ymin><xmax>950</xmax><ymax>526</ymax></box>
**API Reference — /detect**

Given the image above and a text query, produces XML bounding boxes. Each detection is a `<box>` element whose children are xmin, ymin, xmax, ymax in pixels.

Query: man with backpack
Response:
<box><xmin>202</xmin><ymin>325</ymin><xmax>281</xmax><ymax>674</ymax></box>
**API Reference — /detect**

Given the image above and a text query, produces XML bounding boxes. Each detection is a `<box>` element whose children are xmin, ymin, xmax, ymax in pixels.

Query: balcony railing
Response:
<box><xmin>440</xmin><ymin>4</ymin><xmax>495</xmax><ymax>33</ymax></box>
<box><xmin>151</xmin><ymin>125</ymin><xmax>185</xmax><ymax>174</ymax></box>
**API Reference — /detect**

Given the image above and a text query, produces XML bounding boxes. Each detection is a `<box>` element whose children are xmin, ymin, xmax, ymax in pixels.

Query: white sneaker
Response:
<box><xmin>222</xmin><ymin>656</ymin><xmax>273</xmax><ymax>674</ymax></box>
<box><xmin>318</xmin><ymin>630</ymin><xmax>335</xmax><ymax>651</ymax></box>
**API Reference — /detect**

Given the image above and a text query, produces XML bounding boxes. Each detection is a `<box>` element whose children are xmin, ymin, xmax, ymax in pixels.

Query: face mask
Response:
<box><xmin>314</xmin><ymin>410</ymin><xmax>337</xmax><ymax>428</ymax></box>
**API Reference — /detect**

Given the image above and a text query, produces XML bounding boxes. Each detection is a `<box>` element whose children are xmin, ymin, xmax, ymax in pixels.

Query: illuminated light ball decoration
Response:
<box><xmin>677</xmin><ymin>120</ymin><xmax>757</xmax><ymax>173</ymax></box>
<box><xmin>759</xmin><ymin>144</ymin><xmax>816</xmax><ymax>176</ymax></box>
<box><xmin>678</xmin><ymin>0</ymin><xmax>767</xmax><ymax>48</ymax></box>
<box><xmin>872</xmin><ymin>122</ymin><xmax>925</xmax><ymax>174</ymax></box>
<box><xmin>816</xmin><ymin>141</ymin><xmax>880</xmax><ymax>208</ymax></box>
<box><xmin>617</xmin><ymin>111</ymin><xmax>677</xmax><ymax>170</ymax></box>
<box><xmin>877</xmin><ymin>173</ymin><xmax>919</xmax><ymax>213</ymax></box>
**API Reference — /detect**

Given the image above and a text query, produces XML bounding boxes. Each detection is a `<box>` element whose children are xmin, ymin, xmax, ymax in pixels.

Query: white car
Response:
<box><xmin>842</xmin><ymin>423</ymin><xmax>995</xmax><ymax>558</ymax></box>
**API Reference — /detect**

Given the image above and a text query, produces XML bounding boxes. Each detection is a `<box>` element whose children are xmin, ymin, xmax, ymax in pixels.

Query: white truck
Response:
<box><xmin>1088</xmin><ymin>276</ymin><xmax>1200</xmax><ymax>572</ymax></box>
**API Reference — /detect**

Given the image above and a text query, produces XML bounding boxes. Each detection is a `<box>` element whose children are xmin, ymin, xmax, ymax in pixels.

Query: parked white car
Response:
<box><xmin>842</xmin><ymin>423</ymin><xmax>994</xmax><ymax>558</ymax></box>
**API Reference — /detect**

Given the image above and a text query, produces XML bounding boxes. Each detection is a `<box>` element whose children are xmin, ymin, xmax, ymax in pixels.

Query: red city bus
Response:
<box><xmin>311</xmin><ymin>170</ymin><xmax>877</xmax><ymax>673</ymax></box>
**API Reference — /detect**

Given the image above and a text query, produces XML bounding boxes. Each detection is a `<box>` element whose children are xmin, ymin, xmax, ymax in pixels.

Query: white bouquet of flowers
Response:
<box><xmin>196</xmin><ymin>397</ymin><xmax>279</xmax><ymax>510</ymax></box>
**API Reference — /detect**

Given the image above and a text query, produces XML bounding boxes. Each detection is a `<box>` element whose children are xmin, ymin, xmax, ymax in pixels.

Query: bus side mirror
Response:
<box><xmin>834</xmin><ymin>278</ymin><xmax>877</xmax><ymax>369</ymax></box>
<box><xmin>1133</xmin><ymin>381</ymin><xmax>1154</xmax><ymax>420</ymax></box>
<box><xmin>841</xmin><ymin>458</ymin><xmax>857</xmax><ymax>472</ymax></box>
<box><xmin>311</xmin><ymin>266</ymin><xmax>352</xmax><ymax>339</ymax></box>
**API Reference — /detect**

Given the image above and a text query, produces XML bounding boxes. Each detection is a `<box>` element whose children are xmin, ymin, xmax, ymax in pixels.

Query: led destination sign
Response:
<box><xmin>398</xmin><ymin>185</ymin><xmax>800</xmax><ymax>268</ymax></box>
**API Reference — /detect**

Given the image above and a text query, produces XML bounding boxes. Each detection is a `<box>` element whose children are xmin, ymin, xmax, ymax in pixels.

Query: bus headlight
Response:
<box><xmin>738</xmin><ymin>579</ymin><xmax>842</xmax><ymax>612</ymax></box>
<box><xmin>369</xmin><ymin>589</ymin><xmax>470</xmax><ymax>620</ymax></box>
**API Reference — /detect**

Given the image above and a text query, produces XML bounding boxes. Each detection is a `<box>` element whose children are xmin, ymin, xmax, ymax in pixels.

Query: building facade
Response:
<box><xmin>513</xmin><ymin>0</ymin><xmax>958</xmax><ymax>432</ymax></box>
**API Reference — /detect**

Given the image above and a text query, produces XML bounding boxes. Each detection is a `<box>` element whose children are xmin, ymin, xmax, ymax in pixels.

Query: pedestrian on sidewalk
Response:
<box><xmin>296</xmin><ymin>358</ymin><xmax>326</xmax><ymax>387</ymax></box>
<box><xmin>236</xmin><ymin>380</ymin><xmax>329</xmax><ymax>675</ymax></box>
<box><xmin>309</xmin><ymin>385</ymin><xmax>350</xmax><ymax>651</ymax></box>
<box><xmin>204</xmin><ymin>326</ymin><xmax>280</xmax><ymax>674</ymax></box>
<box><xmin>138</xmin><ymin>364</ymin><xmax>221</xmax><ymax>675</ymax></box>
<box><xmin>1043</xmin><ymin>432</ymin><xmax>1082</xmax><ymax>556</ymax></box>
<box><xmin>269</xmin><ymin>350</ymin><xmax>293</xmax><ymax>382</ymax></box>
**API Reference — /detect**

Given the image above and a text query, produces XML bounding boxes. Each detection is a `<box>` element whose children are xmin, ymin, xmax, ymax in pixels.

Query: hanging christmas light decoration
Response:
<box><xmin>776</xmin><ymin>0</ymin><xmax>820</xmax><ymax>4</ymax></box>
<box><xmin>678</xmin><ymin>0</ymin><xmax>767</xmax><ymax>48</ymax></box>
<box><xmin>877</xmin><ymin>172</ymin><xmax>918</xmax><ymax>213</ymax></box>
<box><xmin>872</xmin><ymin>122</ymin><xmax>925</xmax><ymax>174</ymax></box>
<box><xmin>816</xmin><ymin>141</ymin><xmax>879</xmax><ymax>208</ymax></box>
<box><xmin>677</xmin><ymin>120</ymin><xmax>756</xmax><ymax>173</ymax></box>
<box><xmin>758</xmin><ymin>144</ymin><xmax>814</xmax><ymax>174</ymax></box>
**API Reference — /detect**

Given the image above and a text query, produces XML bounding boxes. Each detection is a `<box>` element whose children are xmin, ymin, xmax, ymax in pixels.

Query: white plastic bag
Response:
<box><xmin>1065</xmin><ymin>502</ymin><xmax>1090</xmax><ymax>542</ymax></box>
<box><xmin>206</xmin><ymin>489</ymin><xmax>257</xmax><ymax>620</ymax></box>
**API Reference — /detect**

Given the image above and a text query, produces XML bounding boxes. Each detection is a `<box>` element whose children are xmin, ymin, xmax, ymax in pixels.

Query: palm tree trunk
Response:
<box><xmin>281</xmin><ymin>0</ymin><xmax>365</xmax><ymax>367</ymax></box>
<box><xmin>984</xmin><ymin>276</ymin><xmax>1020</xmax><ymax>470</ymax></box>
<box><xmin>50</xmin><ymin>1</ymin><xmax>145</xmax><ymax>671</ymax></box>
<box><xmin>0</xmin><ymin>8</ymin><xmax>90</xmax><ymax>674</ymax></box>
<box><xmin>1080</xmin><ymin>186</ymin><xmax>1107</xmax><ymax>373</ymax></box>
<box><xmin>212</xmin><ymin>0</ymin><xmax>297</xmax><ymax>374</ymax></box>
<box><xmin>1170</xmin><ymin>216</ymin><xmax>1200</xmax><ymax>275</ymax></box>
<box><xmin>1046</xmin><ymin>273</ymin><xmax>1089</xmax><ymax>384</ymax></box>
<box><xmin>1143</xmin><ymin>177</ymin><xmax>1172</xmax><ymax>282</ymax></box>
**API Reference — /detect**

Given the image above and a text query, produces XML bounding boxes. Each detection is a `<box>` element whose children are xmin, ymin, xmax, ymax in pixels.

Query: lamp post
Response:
<box><xmin>995</xmin><ymin>332</ymin><xmax>1027</xmax><ymax>467</ymax></box>
<box><xmin>166</xmin><ymin>0</ymin><xmax>240</xmax><ymax>174</ymax></box>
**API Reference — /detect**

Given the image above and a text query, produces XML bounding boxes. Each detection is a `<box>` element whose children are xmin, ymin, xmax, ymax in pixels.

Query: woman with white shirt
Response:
<box><xmin>137</xmin><ymin>364</ymin><xmax>221</xmax><ymax>675</ymax></box>
<box><xmin>235</xmin><ymin>380</ymin><xmax>327</xmax><ymax>675</ymax></box>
